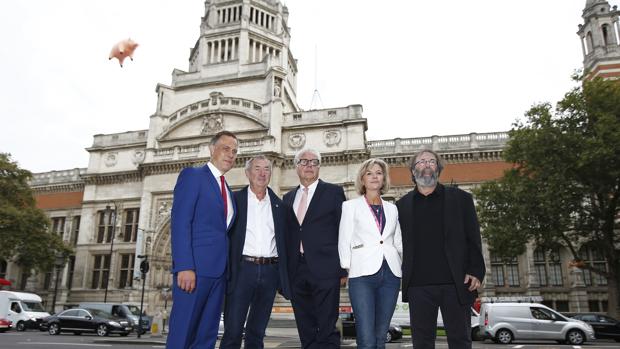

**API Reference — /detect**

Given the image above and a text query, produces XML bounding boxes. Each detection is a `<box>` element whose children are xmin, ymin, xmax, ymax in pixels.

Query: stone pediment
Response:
<box><xmin>158</xmin><ymin>95</ymin><xmax>269</xmax><ymax>141</ymax></box>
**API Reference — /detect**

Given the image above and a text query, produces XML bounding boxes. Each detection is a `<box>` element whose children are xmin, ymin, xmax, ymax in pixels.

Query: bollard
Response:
<box><xmin>151</xmin><ymin>311</ymin><xmax>163</xmax><ymax>337</ymax></box>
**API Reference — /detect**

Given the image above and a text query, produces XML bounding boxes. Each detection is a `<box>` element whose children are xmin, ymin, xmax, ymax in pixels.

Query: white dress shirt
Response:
<box><xmin>292</xmin><ymin>179</ymin><xmax>319</xmax><ymax>218</ymax></box>
<box><xmin>242</xmin><ymin>189</ymin><xmax>277</xmax><ymax>257</ymax></box>
<box><xmin>207</xmin><ymin>162</ymin><xmax>233</xmax><ymax>227</ymax></box>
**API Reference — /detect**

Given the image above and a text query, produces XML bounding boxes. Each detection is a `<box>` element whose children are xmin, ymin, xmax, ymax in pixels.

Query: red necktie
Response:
<box><xmin>220</xmin><ymin>175</ymin><xmax>228</xmax><ymax>219</ymax></box>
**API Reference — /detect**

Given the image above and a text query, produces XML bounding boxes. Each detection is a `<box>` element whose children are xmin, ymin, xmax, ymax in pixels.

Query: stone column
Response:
<box><xmin>224</xmin><ymin>38</ymin><xmax>229</xmax><ymax>61</ymax></box>
<box><xmin>231</xmin><ymin>38</ymin><xmax>236</xmax><ymax>60</ymax></box>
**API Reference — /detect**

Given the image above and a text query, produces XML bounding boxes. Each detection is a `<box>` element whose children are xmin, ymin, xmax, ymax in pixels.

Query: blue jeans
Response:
<box><xmin>348</xmin><ymin>260</ymin><xmax>401</xmax><ymax>349</ymax></box>
<box><xmin>220</xmin><ymin>260</ymin><xmax>279</xmax><ymax>349</ymax></box>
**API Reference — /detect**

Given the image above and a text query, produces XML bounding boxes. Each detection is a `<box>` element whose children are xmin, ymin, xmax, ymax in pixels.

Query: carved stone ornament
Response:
<box><xmin>132</xmin><ymin>149</ymin><xmax>146</xmax><ymax>165</ymax></box>
<box><xmin>288</xmin><ymin>133</ymin><xmax>306</xmax><ymax>149</ymax></box>
<box><xmin>323</xmin><ymin>130</ymin><xmax>342</xmax><ymax>147</ymax></box>
<box><xmin>201</xmin><ymin>114</ymin><xmax>224</xmax><ymax>135</ymax></box>
<box><xmin>104</xmin><ymin>152</ymin><xmax>118</xmax><ymax>167</ymax></box>
<box><xmin>155</xmin><ymin>200</ymin><xmax>172</xmax><ymax>229</ymax></box>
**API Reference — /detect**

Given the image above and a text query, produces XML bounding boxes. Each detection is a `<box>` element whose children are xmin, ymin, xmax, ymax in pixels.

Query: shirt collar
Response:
<box><xmin>207</xmin><ymin>162</ymin><xmax>223</xmax><ymax>178</ymax></box>
<box><xmin>248</xmin><ymin>187</ymin><xmax>271</xmax><ymax>203</ymax></box>
<box><xmin>299</xmin><ymin>179</ymin><xmax>319</xmax><ymax>192</ymax></box>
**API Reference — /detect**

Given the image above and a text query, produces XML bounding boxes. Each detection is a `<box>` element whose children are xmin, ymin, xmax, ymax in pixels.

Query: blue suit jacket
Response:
<box><xmin>170</xmin><ymin>164</ymin><xmax>236</xmax><ymax>278</ymax></box>
<box><xmin>226</xmin><ymin>186</ymin><xmax>291</xmax><ymax>299</ymax></box>
<box><xmin>283</xmin><ymin>179</ymin><xmax>346</xmax><ymax>280</ymax></box>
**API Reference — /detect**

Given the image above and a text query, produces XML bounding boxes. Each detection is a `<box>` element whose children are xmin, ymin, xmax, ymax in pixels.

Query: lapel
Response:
<box><xmin>441</xmin><ymin>185</ymin><xmax>450</xmax><ymax>241</ymax></box>
<box><xmin>268</xmin><ymin>187</ymin><xmax>282</xmax><ymax>238</ymax></box>
<box><xmin>302</xmin><ymin>179</ymin><xmax>325</xmax><ymax>225</ymax></box>
<box><xmin>284</xmin><ymin>187</ymin><xmax>296</xmax><ymax>207</ymax></box>
<box><xmin>235</xmin><ymin>187</ymin><xmax>249</xmax><ymax>243</ymax></box>
<box><xmin>358</xmin><ymin>196</ymin><xmax>383</xmax><ymax>235</ymax></box>
<box><xmin>201</xmin><ymin>165</ymin><xmax>223</xmax><ymax>207</ymax></box>
<box><xmin>227</xmin><ymin>181</ymin><xmax>237</xmax><ymax>231</ymax></box>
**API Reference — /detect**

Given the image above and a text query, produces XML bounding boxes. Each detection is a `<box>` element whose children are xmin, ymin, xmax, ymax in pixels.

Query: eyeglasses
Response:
<box><xmin>297</xmin><ymin>159</ymin><xmax>320</xmax><ymax>167</ymax></box>
<box><xmin>414</xmin><ymin>158</ymin><xmax>437</xmax><ymax>167</ymax></box>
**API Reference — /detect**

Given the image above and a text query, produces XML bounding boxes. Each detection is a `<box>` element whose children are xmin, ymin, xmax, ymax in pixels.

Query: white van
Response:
<box><xmin>0</xmin><ymin>291</ymin><xmax>50</xmax><ymax>331</ymax></box>
<box><xmin>479</xmin><ymin>302</ymin><xmax>595</xmax><ymax>345</ymax></box>
<box><xmin>391</xmin><ymin>291</ymin><xmax>482</xmax><ymax>340</ymax></box>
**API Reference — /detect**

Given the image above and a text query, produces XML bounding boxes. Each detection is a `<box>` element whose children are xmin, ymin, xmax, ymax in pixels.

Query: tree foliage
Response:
<box><xmin>474</xmin><ymin>77</ymin><xmax>620</xmax><ymax>314</ymax></box>
<box><xmin>0</xmin><ymin>153</ymin><xmax>72</xmax><ymax>274</ymax></box>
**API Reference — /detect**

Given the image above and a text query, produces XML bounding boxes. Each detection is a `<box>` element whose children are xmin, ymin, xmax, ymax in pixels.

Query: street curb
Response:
<box><xmin>93</xmin><ymin>338</ymin><xmax>166</xmax><ymax>345</ymax></box>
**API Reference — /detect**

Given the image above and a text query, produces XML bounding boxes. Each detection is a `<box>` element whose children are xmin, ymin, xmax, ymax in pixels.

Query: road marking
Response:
<box><xmin>513</xmin><ymin>346</ymin><xmax>524</xmax><ymax>348</ymax></box>
<box><xmin>18</xmin><ymin>343</ymin><xmax>112</xmax><ymax>347</ymax></box>
<box><xmin>152</xmin><ymin>346</ymin><xmax>165</xmax><ymax>348</ymax></box>
<box><xmin>573</xmin><ymin>346</ymin><xmax>581</xmax><ymax>349</ymax></box>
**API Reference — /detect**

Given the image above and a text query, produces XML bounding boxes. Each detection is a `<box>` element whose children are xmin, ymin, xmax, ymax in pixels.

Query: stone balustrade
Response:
<box><xmin>91</xmin><ymin>130</ymin><xmax>148</xmax><ymax>148</ymax></box>
<box><xmin>30</xmin><ymin>168</ymin><xmax>87</xmax><ymax>186</ymax></box>
<box><xmin>367</xmin><ymin>131</ymin><xmax>509</xmax><ymax>155</ymax></box>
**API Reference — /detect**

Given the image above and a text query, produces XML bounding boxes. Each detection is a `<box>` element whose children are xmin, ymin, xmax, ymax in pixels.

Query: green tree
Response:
<box><xmin>474</xmin><ymin>77</ymin><xmax>620</xmax><ymax>317</ymax></box>
<box><xmin>0</xmin><ymin>153</ymin><xmax>72</xmax><ymax>280</ymax></box>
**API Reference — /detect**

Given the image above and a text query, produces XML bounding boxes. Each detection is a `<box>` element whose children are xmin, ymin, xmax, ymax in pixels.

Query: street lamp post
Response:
<box><xmin>50</xmin><ymin>253</ymin><xmax>66</xmax><ymax>314</ymax></box>
<box><xmin>137</xmin><ymin>255</ymin><xmax>150</xmax><ymax>338</ymax></box>
<box><xmin>103</xmin><ymin>203</ymin><xmax>118</xmax><ymax>303</ymax></box>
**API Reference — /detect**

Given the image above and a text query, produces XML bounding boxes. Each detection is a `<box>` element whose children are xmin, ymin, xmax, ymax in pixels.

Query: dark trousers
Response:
<box><xmin>290</xmin><ymin>256</ymin><xmax>341</xmax><ymax>349</ymax></box>
<box><xmin>408</xmin><ymin>284</ymin><xmax>472</xmax><ymax>349</ymax></box>
<box><xmin>220</xmin><ymin>260</ymin><xmax>280</xmax><ymax>349</ymax></box>
<box><xmin>166</xmin><ymin>274</ymin><xmax>225</xmax><ymax>349</ymax></box>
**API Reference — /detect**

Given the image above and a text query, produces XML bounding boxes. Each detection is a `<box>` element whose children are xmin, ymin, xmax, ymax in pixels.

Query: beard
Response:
<box><xmin>414</xmin><ymin>167</ymin><xmax>438</xmax><ymax>187</ymax></box>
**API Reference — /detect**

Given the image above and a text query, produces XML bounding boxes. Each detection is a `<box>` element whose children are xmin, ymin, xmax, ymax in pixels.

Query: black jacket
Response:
<box><xmin>283</xmin><ymin>179</ymin><xmax>347</xmax><ymax>280</ymax></box>
<box><xmin>396</xmin><ymin>184</ymin><xmax>485</xmax><ymax>305</ymax></box>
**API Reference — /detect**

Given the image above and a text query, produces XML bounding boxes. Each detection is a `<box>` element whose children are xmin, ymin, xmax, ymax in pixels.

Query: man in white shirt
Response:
<box><xmin>221</xmin><ymin>155</ymin><xmax>290</xmax><ymax>349</ymax></box>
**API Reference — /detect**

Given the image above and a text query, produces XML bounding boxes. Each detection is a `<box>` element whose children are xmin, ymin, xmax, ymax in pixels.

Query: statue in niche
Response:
<box><xmin>201</xmin><ymin>114</ymin><xmax>223</xmax><ymax>135</ymax></box>
<box><xmin>155</xmin><ymin>200</ymin><xmax>172</xmax><ymax>228</ymax></box>
<box><xmin>273</xmin><ymin>79</ymin><xmax>282</xmax><ymax>97</ymax></box>
<box><xmin>324</xmin><ymin>130</ymin><xmax>342</xmax><ymax>147</ymax></box>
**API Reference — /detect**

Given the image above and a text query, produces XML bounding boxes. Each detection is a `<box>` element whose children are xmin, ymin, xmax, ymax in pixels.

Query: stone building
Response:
<box><xmin>1</xmin><ymin>0</ymin><xmax>617</xmax><ymax>316</ymax></box>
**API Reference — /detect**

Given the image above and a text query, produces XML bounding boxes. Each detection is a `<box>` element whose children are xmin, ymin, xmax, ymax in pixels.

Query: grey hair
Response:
<box><xmin>410</xmin><ymin>149</ymin><xmax>445</xmax><ymax>182</ymax></box>
<box><xmin>244</xmin><ymin>155</ymin><xmax>272</xmax><ymax>172</ymax></box>
<box><xmin>294</xmin><ymin>148</ymin><xmax>322</xmax><ymax>165</ymax></box>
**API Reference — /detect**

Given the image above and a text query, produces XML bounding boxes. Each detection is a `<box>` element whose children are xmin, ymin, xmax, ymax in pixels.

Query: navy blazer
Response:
<box><xmin>283</xmin><ymin>179</ymin><xmax>347</xmax><ymax>280</ymax></box>
<box><xmin>226</xmin><ymin>186</ymin><xmax>291</xmax><ymax>299</ymax></box>
<box><xmin>397</xmin><ymin>184</ymin><xmax>485</xmax><ymax>305</ymax></box>
<box><xmin>170</xmin><ymin>164</ymin><xmax>236</xmax><ymax>278</ymax></box>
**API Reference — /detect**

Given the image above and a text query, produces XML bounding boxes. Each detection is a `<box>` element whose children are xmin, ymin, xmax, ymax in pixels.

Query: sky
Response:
<box><xmin>0</xmin><ymin>0</ymin><xmax>593</xmax><ymax>173</ymax></box>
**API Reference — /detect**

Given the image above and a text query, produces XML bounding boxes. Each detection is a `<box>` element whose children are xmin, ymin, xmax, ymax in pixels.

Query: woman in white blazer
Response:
<box><xmin>339</xmin><ymin>158</ymin><xmax>403</xmax><ymax>349</ymax></box>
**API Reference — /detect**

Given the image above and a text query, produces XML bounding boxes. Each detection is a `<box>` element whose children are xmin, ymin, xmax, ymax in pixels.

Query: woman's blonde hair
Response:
<box><xmin>355</xmin><ymin>158</ymin><xmax>390</xmax><ymax>195</ymax></box>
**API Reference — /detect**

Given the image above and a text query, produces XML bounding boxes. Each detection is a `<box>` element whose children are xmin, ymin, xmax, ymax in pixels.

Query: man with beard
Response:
<box><xmin>396</xmin><ymin>149</ymin><xmax>485</xmax><ymax>349</ymax></box>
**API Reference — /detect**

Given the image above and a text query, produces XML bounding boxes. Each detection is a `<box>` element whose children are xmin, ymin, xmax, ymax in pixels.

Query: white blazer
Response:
<box><xmin>338</xmin><ymin>196</ymin><xmax>403</xmax><ymax>278</ymax></box>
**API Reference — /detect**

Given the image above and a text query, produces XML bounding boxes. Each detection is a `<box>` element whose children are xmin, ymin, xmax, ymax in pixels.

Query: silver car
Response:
<box><xmin>479</xmin><ymin>302</ymin><xmax>595</xmax><ymax>345</ymax></box>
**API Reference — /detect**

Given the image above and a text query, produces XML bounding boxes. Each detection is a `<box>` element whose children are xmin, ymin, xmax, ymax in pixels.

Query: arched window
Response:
<box><xmin>579</xmin><ymin>245</ymin><xmax>608</xmax><ymax>286</ymax></box>
<box><xmin>534</xmin><ymin>247</ymin><xmax>564</xmax><ymax>287</ymax></box>
<box><xmin>602</xmin><ymin>24</ymin><xmax>611</xmax><ymax>45</ymax></box>
<box><xmin>490</xmin><ymin>254</ymin><xmax>520</xmax><ymax>287</ymax></box>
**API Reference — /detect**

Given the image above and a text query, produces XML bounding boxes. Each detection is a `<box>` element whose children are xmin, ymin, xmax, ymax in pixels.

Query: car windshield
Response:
<box><xmin>84</xmin><ymin>308</ymin><xmax>111</xmax><ymax>318</ymax></box>
<box><xmin>21</xmin><ymin>301</ymin><xmax>45</xmax><ymax>312</ymax></box>
<box><xmin>126</xmin><ymin>305</ymin><xmax>141</xmax><ymax>316</ymax></box>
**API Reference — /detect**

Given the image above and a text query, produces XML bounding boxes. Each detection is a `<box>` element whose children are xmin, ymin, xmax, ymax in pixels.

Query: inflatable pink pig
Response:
<box><xmin>109</xmin><ymin>38</ymin><xmax>139</xmax><ymax>67</ymax></box>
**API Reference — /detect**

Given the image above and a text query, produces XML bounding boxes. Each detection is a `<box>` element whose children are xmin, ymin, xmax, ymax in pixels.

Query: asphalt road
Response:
<box><xmin>2</xmin><ymin>328</ymin><xmax>619</xmax><ymax>348</ymax></box>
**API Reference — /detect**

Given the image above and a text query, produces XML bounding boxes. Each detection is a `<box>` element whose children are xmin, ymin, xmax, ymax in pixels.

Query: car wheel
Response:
<box><xmin>566</xmin><ymin>329</ymin><xmax>584</xmax><ymax>345</ymax></box>
<box><xmin>495</xmin><ymin>329</ymin><xmax>513</xmax><ymax>344</ymax></box>
<box><xmin>96</xmin><ymin>324</ymin><xmax>109</xmax><ymax>337</ymax></box>
<box><xmin>471</xmin><ymin>326</ymin><xmax>482</xmax><ymax>341</ymax></box>
<box><xmin>16</xmin><ymin>321</ymin><xmax>26</xmax><ymax>331</ymax></box>
<box><xmin>385</xmin><ymin>331</ymin><xmax>392</xmax><ymax>343</ymax></box>
<box><xmin>48</xmin><ymin>323</ymin><xmax>60</xmax><ymax>335</ymax></box>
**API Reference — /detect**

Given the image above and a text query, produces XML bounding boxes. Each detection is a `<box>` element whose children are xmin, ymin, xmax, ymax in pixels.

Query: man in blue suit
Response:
<box><xmin>283</xmin><ymin>148</ymin><xmax>346</xmax><ymax>349</ymax></box>
<box><xmin>220</xmin><ymin>155</ymin><xmax>290</xmax><ymax>349</ymax></box>
<box><xmin>166</xmin><ymin>130</ymin><xmax>238</xmax><ymax>349</ymax></box>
